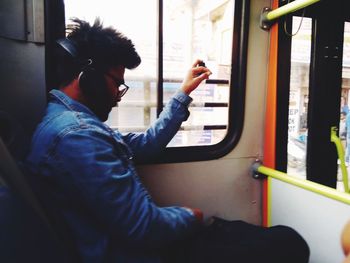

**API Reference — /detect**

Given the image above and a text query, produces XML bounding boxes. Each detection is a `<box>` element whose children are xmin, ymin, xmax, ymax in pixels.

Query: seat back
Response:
<box><xmin>0</xmin><ymin>186</ymin><xmax>66</xmax><ymax>262</ymax></box>
<box><xmin>0</xmin><ymin>112</ymin><xmax>76</xmax><ymax>262</ymax></box>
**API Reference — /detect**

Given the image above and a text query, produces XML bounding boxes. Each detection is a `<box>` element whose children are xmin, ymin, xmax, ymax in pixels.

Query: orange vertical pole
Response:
<box><xmin>262</xmin><ymin>0</ymin><xmax>279</xmax><ymax>227</ymax></box>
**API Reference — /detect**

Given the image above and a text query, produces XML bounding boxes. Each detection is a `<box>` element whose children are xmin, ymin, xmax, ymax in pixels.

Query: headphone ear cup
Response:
<box><xmin>78</xmin><ymin>67</ymin><xmax>107</xmax><ymax>99</ymax></box>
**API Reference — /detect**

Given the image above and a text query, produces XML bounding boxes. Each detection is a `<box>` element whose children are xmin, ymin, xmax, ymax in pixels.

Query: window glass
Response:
<box><xmin>339</xmin><ymin>22</ymin><xmax>350</xmax><ymax>191</ymax></box>
<box><xmin>287</xmin><ymin>17</ymin><xmax>312</xmax><ymax>179</ymax></box>
<box><xmin>64</xmin><ymin>0</ymin><xmax>234</xmax><ymax>147</ymax></box>
<box><xmin>163</xmin><ymin>0</ymin><xmax>233</xmax><ymax>146</ymax></box>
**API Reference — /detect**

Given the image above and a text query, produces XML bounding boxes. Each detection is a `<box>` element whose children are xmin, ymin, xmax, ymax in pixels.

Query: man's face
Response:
<box><xmin>104</xmin><ymin>66</ymin><xmax>126</xmax><ymax>108</ymax></box>
<box><xmin>87</xmin><ymin>65</ymin><xmax>126</xmax><ymax>122</ymax></box>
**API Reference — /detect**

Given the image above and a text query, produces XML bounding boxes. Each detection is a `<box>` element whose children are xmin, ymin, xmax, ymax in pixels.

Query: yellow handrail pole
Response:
<box><xmin>266</xmin><ymin>0</ymin><xmax>321</xmax><ymax>21</ymax></box>
<box><xmin>330</xmin><ymin>127</ymin><xmax>349</xmax><ymax>193</ymax></box>
<box><xmin>253</xmin><ymin>164</ymin><xmax>350</xmax><ymax>205</ymax></box>
<box><xmin>260</xmin><ymin>0</ymin><xmax>321</xmax><ymax>30</ymax></box>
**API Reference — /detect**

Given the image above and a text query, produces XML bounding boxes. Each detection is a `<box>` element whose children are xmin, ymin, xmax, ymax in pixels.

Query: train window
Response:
<box><xmin>63</xmin><ymin>0</ymin><xmax>248</xmax><ymax>161</ymax></box>
<box><xmin>338</xmin><ymin>22</ymin><xmax>350</xmax><ymax>191</ymax></box>
<box><xmin>278</xmin><ymin>1</ymin><xmax>349</xmax><ymax>190</ymax></box>
<box><xmin>287</xmin><ymin>17</ymin><xmax>312</xmax><ymax>179</ymax></box>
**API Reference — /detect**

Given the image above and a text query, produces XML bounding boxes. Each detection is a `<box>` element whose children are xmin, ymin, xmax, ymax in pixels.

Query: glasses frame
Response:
<box><xmin>105</xmin><ymin>73</ymin><xmax>130</xmax><ymax>98</ymax></box>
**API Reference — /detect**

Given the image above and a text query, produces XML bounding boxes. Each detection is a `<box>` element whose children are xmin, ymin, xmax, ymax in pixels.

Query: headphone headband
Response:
<box><xmin>56</xmin><ymin>38</ymin><xmax>78</xmax><ymax>58</ymax></box>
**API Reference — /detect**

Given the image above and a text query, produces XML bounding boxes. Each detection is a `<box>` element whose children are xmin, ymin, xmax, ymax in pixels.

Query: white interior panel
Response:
<box><xmin>271</xmin><ymin>178</ymin><xmax>350</xmax><ymax>263</ymax></box>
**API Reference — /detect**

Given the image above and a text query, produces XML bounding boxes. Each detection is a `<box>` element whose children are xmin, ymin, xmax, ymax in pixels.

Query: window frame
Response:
<box><xmin>159</xmin><ymin>0</ymin><xmax>250</xmax><ymax>163</ymax></box>
<box><xmin>46</xmin><ymin>0</ymin><xmax>250</xmax><ymax>163</ymax></box>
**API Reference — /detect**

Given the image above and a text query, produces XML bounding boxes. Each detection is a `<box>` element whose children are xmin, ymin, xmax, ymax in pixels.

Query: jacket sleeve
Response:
<box><xmin>54</xmin><ymin>127</ymin><xmax>200</xmax><ymax>249</ymax></box>
<box><xmin>122</xmin><ymin>91</ymin><xmax>192</xmax><ymax>160</ymax></box>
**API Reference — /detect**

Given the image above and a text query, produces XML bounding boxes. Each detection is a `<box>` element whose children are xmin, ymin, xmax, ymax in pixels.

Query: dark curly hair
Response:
<box><xmin>55</xmin><ymin>18</ymin><xmax>141</xmax><ymax>87</ymax></box>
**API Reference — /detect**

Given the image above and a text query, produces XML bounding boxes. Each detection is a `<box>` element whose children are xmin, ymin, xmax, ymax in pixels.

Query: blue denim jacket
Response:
<box><xmin>25</xmin><ymin>90</ymin><xmax>199</xmax><ymax>263</ymax></box>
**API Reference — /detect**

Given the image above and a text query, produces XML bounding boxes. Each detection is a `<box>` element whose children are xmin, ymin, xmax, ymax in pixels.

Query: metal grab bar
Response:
<box><xmin>330</xmin><ymin>127</ymin><xmax>349</xmax><ymax>193</ymax></box>
<box><xmin>260</xmin><ymin>0</ymin><xmax>321</xmax><ymax>30</ymax></box>
<box><xmin>252</xmin><ymin>163</ymin><xmax>350</xmax><ymax>205</ymax></box>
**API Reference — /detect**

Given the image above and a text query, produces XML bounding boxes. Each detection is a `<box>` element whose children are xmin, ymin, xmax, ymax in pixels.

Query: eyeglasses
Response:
<box><xmin>105</xmin><ymin>73</ymin><xmax>130</xmax><ymax>98</ymax></box>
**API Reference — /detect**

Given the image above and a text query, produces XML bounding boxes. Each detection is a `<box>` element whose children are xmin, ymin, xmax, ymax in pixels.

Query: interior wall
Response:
<box><xmin>0</xmin><ymin>0</ymin><xmax>47</xmax><ymax>160</ymax></box>
<box><xmin>0</xmin><ymin>39</ymin><xmax>46</xmax><ymax>160</ymax></box>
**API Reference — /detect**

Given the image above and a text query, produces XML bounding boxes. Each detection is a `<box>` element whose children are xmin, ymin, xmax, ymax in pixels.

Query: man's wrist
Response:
<box><xmin>183</xmin><ymin>207</ymin><xmax>203</xmax><ymax>223</ymax></box>
<box><xmin>174</xmin><ymin>90</ymin><xmax>193</xmax><ymax>106</ymax></box>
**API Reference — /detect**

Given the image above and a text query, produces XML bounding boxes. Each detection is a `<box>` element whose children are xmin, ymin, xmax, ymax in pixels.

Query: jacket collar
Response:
<box><xmin>49</xmin><ymin>89</ymin><xmax>97</xmax><ymax>117</ymax></box>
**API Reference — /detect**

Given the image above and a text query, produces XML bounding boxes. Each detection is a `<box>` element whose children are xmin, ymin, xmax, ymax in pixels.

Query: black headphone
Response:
<box><xmin>56</xmin><ymin>38</ymin><xmax>107</xmax><ymax>99</ymax></box>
